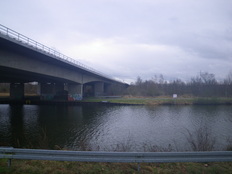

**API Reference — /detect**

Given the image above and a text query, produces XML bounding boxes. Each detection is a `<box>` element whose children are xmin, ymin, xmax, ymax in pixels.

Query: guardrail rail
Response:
<box><xmin>1</xmin><ymin>147</ymin><xmax>232</xmax><ymax>171</ymax></box>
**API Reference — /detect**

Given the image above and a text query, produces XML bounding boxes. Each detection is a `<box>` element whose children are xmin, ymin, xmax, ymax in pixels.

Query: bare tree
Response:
<box><xmin>200</xmin><ymin>72</ymin><xmax>217</xmax><ymax>85</ymax></box>
<box><xmin>224</xmin><ymin>71</ymin><xmax>232</xmax><ymax>85</ymax></box>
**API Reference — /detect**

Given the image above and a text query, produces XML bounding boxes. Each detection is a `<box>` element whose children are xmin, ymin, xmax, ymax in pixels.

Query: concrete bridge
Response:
<box><xmin>0</xmin><ymin>24</ymin><xmax>126</xmax><ymax>101</ymax></box>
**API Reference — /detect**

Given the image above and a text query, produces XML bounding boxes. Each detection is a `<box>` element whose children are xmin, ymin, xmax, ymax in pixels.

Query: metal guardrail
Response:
<box><xmin>0</xmin><ymin>24</ymin><xmax>118</xmax><ymax>82</ymax></box>
<box><xmin>1</xmin><ymin>147</ymin><xmax>232</xmax><ymax>171</ymax></box>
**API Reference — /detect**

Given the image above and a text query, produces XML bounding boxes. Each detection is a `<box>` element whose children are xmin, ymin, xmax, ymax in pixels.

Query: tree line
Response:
<box><xmin>126</xmin><ymin>71</ymin><xmax>232</xmax><ymax>97</ymax></box>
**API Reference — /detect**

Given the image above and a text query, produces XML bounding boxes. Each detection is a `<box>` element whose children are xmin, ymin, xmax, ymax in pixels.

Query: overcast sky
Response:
<box><xmin>0</xmin><ymin>0</ymin><xmax>232</xmax><ymax>83</ymax></box>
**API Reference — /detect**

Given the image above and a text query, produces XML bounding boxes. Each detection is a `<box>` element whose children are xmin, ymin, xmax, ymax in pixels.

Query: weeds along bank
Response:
<box><xmin>3</xmin><ymin>123</ymin><xmax>232</xmax><ymax>152</ymax></box>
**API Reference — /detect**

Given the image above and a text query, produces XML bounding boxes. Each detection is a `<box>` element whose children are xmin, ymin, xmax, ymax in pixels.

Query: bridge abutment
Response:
<box><xmin>10</xmin><ymin>83</ymin><xmax>24</xmax><ymax>100</ymax></box>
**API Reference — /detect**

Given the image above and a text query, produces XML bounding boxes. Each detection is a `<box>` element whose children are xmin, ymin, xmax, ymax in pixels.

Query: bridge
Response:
<box><xmin>0</xmin><ymin>24</ymin><xmax>126</xmax><ymax>101</ymax></box>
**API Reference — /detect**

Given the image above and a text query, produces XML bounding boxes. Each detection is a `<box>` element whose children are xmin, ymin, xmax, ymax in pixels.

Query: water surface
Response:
<box><xmin>0</xmin><ymin>104</ymin><xmax>231</xmax><ymax>151</ymax></box>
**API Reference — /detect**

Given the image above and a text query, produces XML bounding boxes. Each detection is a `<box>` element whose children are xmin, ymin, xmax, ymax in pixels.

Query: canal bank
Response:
<box><xmin>1</xmin><ymin>96</ymin><xmax>232</xmax><ymax>105</ymax></box>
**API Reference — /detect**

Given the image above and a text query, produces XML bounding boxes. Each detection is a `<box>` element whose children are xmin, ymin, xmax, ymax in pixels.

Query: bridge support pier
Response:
<box><xmin>39</xmin><ymin>83</ymin><xmax>67</xmax><ymax>101</ymax></box>
<box><xmin>38</xmin><ymin>83</ymin><xmax>84</xmax><ymax>101</ymax></box>
<box><xmin>39</xmin><ymin>83</ymin><xmax>55</xmax><ymax>100</ymax></box>
<box><xmin>104</xmin><ymin>83</ymin><xmax>111</xmax><ymax>95</ymax></box>
<box><xmin>10</xmin><ymin>83</ymin><xmax>24</xmax><ymax>100</ymax></box>
<box><xmin>67</xmin><ymin>84</ymin><xmax>83</xmax><ymax>101</ymax></box>
<box><xmin>94</xmin><ymin>82</ymin><xmax>104</xmax><ymax>97</ymax></box>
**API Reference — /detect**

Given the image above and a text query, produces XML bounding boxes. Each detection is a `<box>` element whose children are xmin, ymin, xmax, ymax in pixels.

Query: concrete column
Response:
<box><xmin>67</xmin><ymin>83</ymin><xmax>83</xmax><ymax>101</ymax></box>
<box><xmin>40</xmin><ymin>83</ymin><xmax>67</xmax><ymax>101</ymax></box>
<box><xmin>40</xmin><ymin>83</ymin><xmax>56</xmax><ymax>100</ymax></box>
<box><xmin>10</xmin><ymin>83</ymin><xmax>24</xmax><ymax>100</ymax></box>
<box><xmin>37</xmin><ymin>83</ymin><xmax>41</xmax><ymax>95</ymax></box>
<box><xmin>64</xmin><ymin>83</ymin><xmax>68</xmax><ymax>91</ymax></box>
<box><xmin>104</xmin><ymin>83</ymin><xmax>111</xmax><ymax>95</ymax></box>
<box><xmin>94</xmin><ymin>82</ymin><xmax>104</xmax><ymax>97</ymax></box>
<box><xmin>54</xmin><ymin>83</ymin><xmax>67</xmax><ymax>101</ymax></box>
<box><xmin>54</xmin><ymin>83</ymin><xmax>64</xmax><ymax>93</ymax></box>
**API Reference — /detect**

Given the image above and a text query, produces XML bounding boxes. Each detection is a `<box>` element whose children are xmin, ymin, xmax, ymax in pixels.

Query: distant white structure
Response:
<box><xmin>173</xmin><ymin>94</ymin><xmax>178</xmax><ymax>98</ymax></box>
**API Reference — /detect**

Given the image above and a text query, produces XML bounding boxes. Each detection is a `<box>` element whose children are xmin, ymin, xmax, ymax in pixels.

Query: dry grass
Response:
<box><xmin>0</xmin><ymin>93</ymin><xmax>9</xmax><ymax>97</ymax></box>
<box><xmin>1</xmin><ymin>159</ymin><xmax>232</xmax><ymax>174</ymax></box>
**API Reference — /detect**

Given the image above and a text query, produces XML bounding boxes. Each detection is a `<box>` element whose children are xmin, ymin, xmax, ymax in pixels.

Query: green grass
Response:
<box><xmin>1</xmin><ymin>159</ymin><xmax>232</xmax><ymax>174</ymax></box>
<box><xmin>82</xmin><ymin>97</ymin><xmax>232</xmax><ymax>105</ymax></box>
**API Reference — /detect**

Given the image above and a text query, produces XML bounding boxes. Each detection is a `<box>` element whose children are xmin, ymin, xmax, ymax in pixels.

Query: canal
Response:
<box><xmin>0</xmin><ymin>104</ymin><xmax>232</xmax><ymax>151</ymax></box>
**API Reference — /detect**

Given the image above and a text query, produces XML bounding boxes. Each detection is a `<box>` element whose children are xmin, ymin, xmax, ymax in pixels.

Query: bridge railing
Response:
<box><xmin>0</xmin><ymin>24</ymin><xmax>117</xmax><ymax>82</ymax></box>
<box><xmin>1</xmin><ymin>147</ymin><xmax>232</xmax><ymax>171</ymax></box>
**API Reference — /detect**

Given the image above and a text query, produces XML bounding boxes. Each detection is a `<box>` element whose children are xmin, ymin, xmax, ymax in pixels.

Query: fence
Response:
<box><xmin>1</xmin><ymin>147</ymin><xmax>232</xmax><ymax>171</ymax></box>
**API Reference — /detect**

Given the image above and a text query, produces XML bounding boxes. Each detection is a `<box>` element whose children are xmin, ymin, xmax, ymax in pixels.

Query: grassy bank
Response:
<box><xmin>82</xmin><ymin>97</ymin><xmax>232</xmax><ymax>105</ymax></box>
<box><xmin>1</xmin><ymin>92</ymin><xmax>231</xmax><ymax>105</ymax></box>
<box><xmin>1</xmin><ymin>159</ymin><xmax>232</xmax><ymax>174</ymax></box>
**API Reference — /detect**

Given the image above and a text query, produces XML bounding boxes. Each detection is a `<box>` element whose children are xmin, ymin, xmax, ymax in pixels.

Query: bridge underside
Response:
<box><xmin>0</xmin><ymin>66</ymin><xmax>73</xmax><ymax>83</ymax></box>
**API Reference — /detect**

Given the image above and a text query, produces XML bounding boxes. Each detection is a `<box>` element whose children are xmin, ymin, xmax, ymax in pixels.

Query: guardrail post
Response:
<box><xmin>8</xmin><ymin>159</ymin><xmax>11</xmax><ymax>167</ymax></box>
<box><xmin>137</xmin><ymin>163</ymin><xmax>140</xmax><ymax>172</ymax></box>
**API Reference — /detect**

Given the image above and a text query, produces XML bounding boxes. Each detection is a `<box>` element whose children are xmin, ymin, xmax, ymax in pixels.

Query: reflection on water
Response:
<box><xmin>0</xmin><ymin>104</ymin><xmax>232</xmax><ymax>151</ymax></box>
